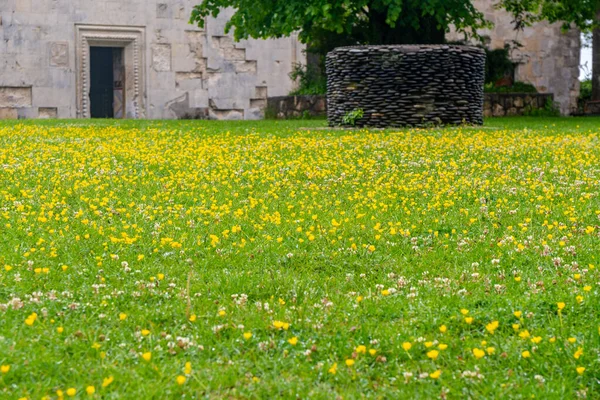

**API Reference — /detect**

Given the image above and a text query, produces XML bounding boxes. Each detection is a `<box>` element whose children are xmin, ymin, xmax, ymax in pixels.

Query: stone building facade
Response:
<box><xmin>0</xmin><ymin>0</ymin><xmax>581</xmax><ymax>119</ymax></box>
<box><xmin>0</xmin><ymin>0</ymin><xmax>304</xmax><ymax>119</ymax></box>
<box><xmin>448</xmin><ymin>0</ymin><xmax>581</xmax><ymax>115</ymax></box>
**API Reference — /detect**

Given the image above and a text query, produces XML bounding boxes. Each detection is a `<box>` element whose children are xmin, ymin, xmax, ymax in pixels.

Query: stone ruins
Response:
<box><xmin>447</xmin><ymin>0</ymin><xmax>581</xmax><ymax>116</ymax></box>
<box><xmin>0</xmin><ymin>0</ymin><xmax>581</xmax><ymax>119</ymax></box>
<box><xmin>0</xmin><ymin>0</ymin><xmax>303</xmax><ymax>120</ymax></box>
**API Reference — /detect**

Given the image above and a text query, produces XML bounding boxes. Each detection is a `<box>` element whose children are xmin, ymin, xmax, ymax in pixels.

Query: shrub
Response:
<box><xmin>289</xmin><ymin>63</ymin><xmax>327</xmax><ymax>96</ymax></box>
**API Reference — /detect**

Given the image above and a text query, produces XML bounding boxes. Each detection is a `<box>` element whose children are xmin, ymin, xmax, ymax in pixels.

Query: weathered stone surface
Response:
<box><xmin>38</xmin><ymin>107</ymin><xmax>58</xmax><ymax>118</ymax></box>
<box><xmin>266</xmin><ymin>95</ymin><xmax>328</xmax><ymax>119</ymax></box>
<box><xmin>49</xmin><ymin>42</ymin><xmax>69</xmax><ymax>67</ymax></box>
<box><xmin>0</xmin><ymin>1</ymin><xmax>304</xmax><ymax>120</ymax></box>
<box><xmin>157</xmin><ymin>3</ymin><xmax>170</xmax><ymax>19</ymax></box>
<box><xmin>326</xmin><ymin>45</ymin><xmax>485</xmax><ymax>127</ymax></box>
<box><xmin>484</xmin><ymin>93</ymin><xmax>554</xmax><ymax>116</ymax></box>
<box><xmin>0</xmin><ymin>108</ymin><xmax>18</xmax><ymax>119</ymax></box>
<box><xmin>584</xmin><ymin>100</ymin><xmax>600</xmax><ymax>115</ymax></box>
<box><xmin>514</xmin><ymin>97</ymin><xmax>524</xmax><ymax>108</ymax></box>
<box><xmin>0</xmin><ymin>87</ymin><xmax>32</xmax><ymax>108</ymax></box>
<box><xmin>166</xmin><ymin>92</ymin><xmax>208</xmax><ymax>119</ymax></box>
<box><xmin>493</xmin><ymin>103</ymin><xmax>505</xmax><ymax>117</ymax></box>
<box><xmin>152</xmin><ymin>44</ymin><xmax>172</xmax><ymax>72</ymax></box>
<box><xmin>447</xmin><ymin>0</ymin><xmax>580</xmax><ymax>115</ymax></box>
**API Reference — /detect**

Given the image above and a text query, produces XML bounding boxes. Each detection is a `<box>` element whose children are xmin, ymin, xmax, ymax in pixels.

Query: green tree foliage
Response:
<box><xmin>499</xmin><ymin>0</ymin><xmax>599</xmax><ymax>32</ymax></box>
<box><xmin>190</xmin><ymin>0</ymin><xmax>490</xmax><ymax>46</ymax></box>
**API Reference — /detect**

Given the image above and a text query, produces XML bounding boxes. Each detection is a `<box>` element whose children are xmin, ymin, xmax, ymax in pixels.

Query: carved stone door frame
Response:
<box><xmin>76</xmin><ymin>25</ymin><xmax>146</xmax><ymax>119</ymax></box>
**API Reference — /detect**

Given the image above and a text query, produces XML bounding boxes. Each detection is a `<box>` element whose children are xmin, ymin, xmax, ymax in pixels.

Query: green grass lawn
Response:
<box><xmin>0</xmin><ymin>117</ymin><xmax>599</xmax><ymax>399</ymax></box>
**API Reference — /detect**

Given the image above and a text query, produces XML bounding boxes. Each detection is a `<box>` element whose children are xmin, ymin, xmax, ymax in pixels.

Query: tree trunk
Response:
<box><xmin>593</xmin><ymin>7</ymin><xmax>600</xmax><ymax>101</ymax></box>
<box><xmin>367</xmin><ymin>11</ymin><xmax>445</xmax><ymax>45</ymax></box>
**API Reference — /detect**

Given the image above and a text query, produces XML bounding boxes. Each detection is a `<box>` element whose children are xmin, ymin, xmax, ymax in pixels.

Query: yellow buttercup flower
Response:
<box><xmin>355</xmin><ymin>345</ymin><xmax>367</xmax><ymax>354</ymax></box>
<box><xmin>519</xmin><ymin>330</ymin><xmax>530</xmax><ymax>339</ymax></box>
<box><xmin>472</xmin><ymin>348</ymin><xmax>485</xmax><ymax>359</ymax></box>
<box><xmin>486</xmin><ymin>320</ymin><xmax>499</xmax><ymax>334</ymax></box>
<box><xmin>328</xmin><ymin>363</ymin><xmax>338</xmax><ymax>374</ymax></box>
<box><xmin>427</xmin><ymin>350</ymin><xmax>439</xmax><ymax>359</ymax></box>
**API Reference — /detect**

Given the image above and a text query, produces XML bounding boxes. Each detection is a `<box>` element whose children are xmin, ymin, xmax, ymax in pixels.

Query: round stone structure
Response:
<box><xmin>326</xmin><ymin>45</ymin><xmax>486</xmax><ymax>128</ymax></box>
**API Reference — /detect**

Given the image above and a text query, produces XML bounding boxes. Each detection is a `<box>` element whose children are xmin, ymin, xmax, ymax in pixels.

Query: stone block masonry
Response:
<box><xmin>484</xmin><ymin>93</ymin><xmax>554</xmax><ymax>117</ymax></box>
<box><xmin>267</xmin><ymin>93</ymin><xmax>554</xmax><ymax>119</ymax></box>
<box><xmin>266</xmin><ymin>96</ymin><xmax>327</xmax><ymax>119</ymax></box>
<box><xmin>447</xmin><ymin>0</ymin><xmax>580</xmax><ymax>115</ymax></box>
<box><xmin>326</xmin><ymin>45</ymin><xmax>486</xmax><ymax>128</ymax></box>
<box><xmin>0</xmin><ymin>0</ymin><xmax>305</xmax><ymax>120</ymax></box>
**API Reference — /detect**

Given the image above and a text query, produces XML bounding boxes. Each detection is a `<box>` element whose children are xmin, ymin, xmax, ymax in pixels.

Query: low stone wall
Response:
<box><xmin>266</xmin><ymin>96</ymin><xmax>327</xmax><ymax>119</ymax></box>
<box><xmin>266</xmin><ymin>93</ymin><xmax>555</xmax><ymax>120</ymax></box>
<box><xmin>326</xmin><ymin>45</ymin><xmax>485</xmax><ymax>127</ymax></box>
<box><xmin>484</xmin><ymin>93</ymin><xmax>554</xmax><ymax>117</ymax></box>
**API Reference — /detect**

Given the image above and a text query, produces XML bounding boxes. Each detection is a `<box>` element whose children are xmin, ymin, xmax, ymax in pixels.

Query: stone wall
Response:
<box><xmin>484</xmin><ymin>93</ymin><xmax>554</xmax><ymax>117</ymax></box>
<box><xmin>326</xmin><ymin>45</ymin><xmax>485</xmax><ymax>128</ymax></box>
<box><xmin>447</xmin><ymin>0</ymin><xmax>580</xmax><ymax>115</ymax></box>
<box><xmin>267</xmin><ymin>93</ymin><xmax>555</xmax><ymax>120</ymax></box>
<box><xmin>0</xmin><ymin>1</ymin><xmax>304</xmax><ymax>119</ymax></box>
<box><xmin>266</xmin><ymin>96</ymin><xmax>327</xmax><ymax>119</ymax></box>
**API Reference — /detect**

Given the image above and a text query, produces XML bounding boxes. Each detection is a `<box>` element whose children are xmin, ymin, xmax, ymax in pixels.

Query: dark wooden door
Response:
<box><xmin>89</xmin><ymin>47</ymin><xmax>115</xmax><ymax>118</ymax></box>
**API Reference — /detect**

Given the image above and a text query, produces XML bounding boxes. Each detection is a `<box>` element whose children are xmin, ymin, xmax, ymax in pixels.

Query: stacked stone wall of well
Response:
<box><xmin>326</xmin><ymin>45</ymin><xmax>486</xmax><ymax>127</ymax></box>
<box><xmin>0</xmin><ymin>1</ymin><xmax>304</xmax><ymax>119</ymax></box>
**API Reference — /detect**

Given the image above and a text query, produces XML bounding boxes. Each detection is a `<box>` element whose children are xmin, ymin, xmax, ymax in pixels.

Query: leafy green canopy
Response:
<box><xmin>499</xmin><ymin>0</ymin><xmax>599</xmax><ymax>32</ymax></box>
<box><xmin>190</xmin><ymin>0</ymin><xmax>489</xmax><ymax>46</ymax></box>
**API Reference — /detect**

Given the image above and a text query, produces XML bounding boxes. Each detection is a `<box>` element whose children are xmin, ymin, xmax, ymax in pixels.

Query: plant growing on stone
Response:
<box><xmin>289</xmin><ymin>63</ymin><xmax>327</xmax><ymax>96</ymax></box>
<box><xmin>342</xmin><ymin>108</ymin><xmax>364</xmax><ymax>126</ymax></box>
